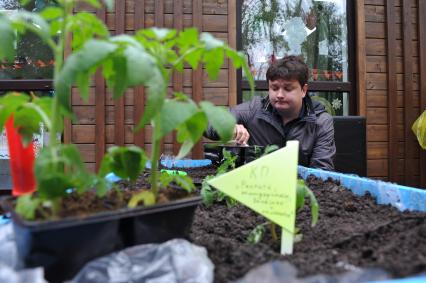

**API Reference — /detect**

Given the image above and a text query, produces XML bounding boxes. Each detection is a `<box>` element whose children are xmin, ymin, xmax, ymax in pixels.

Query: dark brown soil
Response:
<box><xmin>31</xmin><ymin>171</ymin><xmax>195</xmax><ymax>220</ymax></box>
<box><xmin>189</xmin><ymin>175</ymin><xmax>426</xmax><ymax>283</ymax></box>
<box><xmin>159</xmin><ymin>165</ymin><xmax>217</xmax><ymax>184</ymax></box>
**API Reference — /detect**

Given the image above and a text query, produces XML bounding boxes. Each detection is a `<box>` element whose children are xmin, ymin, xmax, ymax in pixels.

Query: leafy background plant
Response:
<box><xmin>0</xmin><ymin>0</ymin><xmax>254</xmax><ymax>219</ymax></box>
<box><xmin>412</xmin><ymin>110</ymin><xmax>426</xmax><ymax>150</ymax></box>
<box><xmin>201</xmin><ymin>148</ymin><xmax>239</xmax><ymax>207</ymax></box>
<box><xmin>202</xmin><ymin>144</ymin><xmax>279</xmax><ymax>206</ymax></box>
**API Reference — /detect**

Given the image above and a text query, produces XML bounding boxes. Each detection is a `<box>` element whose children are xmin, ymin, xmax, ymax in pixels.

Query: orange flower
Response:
<box><xmin>36</xmin><ymin>60</ymin><xmax>47</xmax><ymax>67</ymax></box>
<box><xmin>323</xmin><ymin>70</ymin><xmax>331</xmax><ymax>80</ymax></box>
<box><xmin>312</xmin><ymin>69</ymin><xmax>318</xmax><ymax>80</ymax></box>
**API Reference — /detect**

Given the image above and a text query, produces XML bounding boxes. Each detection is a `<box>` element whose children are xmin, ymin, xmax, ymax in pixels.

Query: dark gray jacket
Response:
<box><xmin>205</xmin><ymin>96</ymin><xmax>336</xmax><ymax>170</ymax></box>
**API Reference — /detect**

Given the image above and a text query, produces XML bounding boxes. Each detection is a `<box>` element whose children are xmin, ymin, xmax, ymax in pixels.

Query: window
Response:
<box><xmin>237</xmin><ymin>0</ymin><xmax>355</xmax><ymax>116</ymax></box>
<box><xmin>1</xmin><ymin>0</ymin><xmax>55</xmax><ymax>158</ymax></box>
<box><xmin>0</xmin><ymin>0</ymin><xmax>53</xmax><ymax>90</ymax></box>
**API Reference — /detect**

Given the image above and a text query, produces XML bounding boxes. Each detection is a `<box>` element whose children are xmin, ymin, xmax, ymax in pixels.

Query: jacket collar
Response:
<box><xmin>260</xmin><ymin>95</ymin><xmax>317</xmax><ymax>123</ymax></box>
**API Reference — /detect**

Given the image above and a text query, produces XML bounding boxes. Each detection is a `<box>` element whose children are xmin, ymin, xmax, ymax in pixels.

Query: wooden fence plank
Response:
<box><xmin>114</xmin><ymin>0</ymin><xmax>125</xmax><ymax>146</ymax></box>
<box><xmin>155</xmin><ymin>0</ymin><xmax>165</xmax><ymax>155</ymax></box>
<box><xmin>367</xmin><ymin>90</ymin><xmax>419</xmax><ymax>108</ymax></box>
<box><xmin>368</xmin><ymin>159</ymin><xmax>389</xmax><ymax>176</ymax></box>
<box><xmin>367</xmin><ymin>142</ymin><xmax>412</xmax><ymax>159</ymax></box>
<box><xmin>386</xmin><ymin>0</ymin><xmax>398</xmax><ymax>181</ymax></box>
<box><xmin>95</xmin><ymin>6</ymin><xmax>107</xmax><ymax>171</ymax></box>
<box><xmin>402</xmin><ymin>0</ymin><xmax>415</xmax><ymax>185</ymax></box>
<box><xmin>64</xmin><ymin>33</ymin><xmax>72</xmax><ymax>144</ymax></box>
<box><xmin>134</xmin><ymin>0</ymin><xmax>145</xmax><ymax>148</ymax></box>
<box><xmin>365</xmin><ymin>5</ymin><xmax>418</xmax><ymax>24</ymax></box>
<box><xmin>77</xmin><ymin>144</ymin><xmax>96</xmax><ymax>162</ymax></box>
<box><xmin>365</xmin><ymin>22</ymin><xmax>417</xmax><ymax>40</ymax></box>
<box><xmin>155</xmin><ymin>0</ymin><xmax>164</xmax><ymax>26</ymax></box>
<box><xmin>105</xmin><ymin>13</ymin><xmax>230</xmax><ymax>31</ymax></box>
<box><xmin>192</xmin><ymin>0</ymin><xmax>203</xmax><ymax>158</ymax></box>
<box><xmin>228</xmin><ymin>0</ymin><xmax>237</xmax><ymax>107</ymax></box>
<box><xmin>173</xmin><ymin>0</ymin><xmax>183</xmax><ymax>155</ymax></box>
<box><xmin>365</xmin><ymin>38</ymin><xmax>418</xmax><ymax>57</ymax></box>
<box><xmin>356</xmin><ymin>0</ymin><xmax>366</xmax><ymax>116</ymax></box>
<box><xmin>366</xmin><ymin>55</ymin><xmax>419</xmax><ymax>74</ymax></box>
<box><xmin>365</xmin><ymin>5</ymin><xmax>386</xmax><ymax>23</ymax></box>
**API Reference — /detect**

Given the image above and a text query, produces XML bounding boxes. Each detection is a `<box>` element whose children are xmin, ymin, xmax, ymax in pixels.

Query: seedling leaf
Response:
<box><xmin>128</xmin><ymin>191</ymin><xmax>156</xmax><ymax>208</ymax></box>
<box><xmin>100</xmin><ymin>146</ymin><xmax>147</xmax><ymax>182</ymax></box>
<box><xmin>16</xmin><ymin>195</ymin><xmax>41</xmax><ymax>220</ymax></box>
<box><xmin>200</xmin><ymin>101</ymin><xmax>236</xmax><ymax>143</ymax></box>
<box><xmin>247</xmin><ymin>223</ymin><xmax>266</xmax><ymax>244</ymax></box>
<box><xmin>0</xmin><ymin>16</ymin><xmax>16</xmax><ymax>61</ymax></box>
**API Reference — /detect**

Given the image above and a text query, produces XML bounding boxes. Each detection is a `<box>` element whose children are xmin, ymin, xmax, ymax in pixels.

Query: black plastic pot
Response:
<box><xmin>1</xmin><ymin>196</ymin><xmax>201</xmax><ymax>283</ymax></box>
<box><xmin>204</xmin><ymin>144</ymin><xmax>265</xmax><ymax>167</ymax></box>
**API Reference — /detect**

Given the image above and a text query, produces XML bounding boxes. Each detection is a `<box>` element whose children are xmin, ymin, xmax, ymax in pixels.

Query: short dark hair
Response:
<box><xmin>265</xmin><ymin>55</ymin><xmax>309</xmax><ymax>88</ymax></box>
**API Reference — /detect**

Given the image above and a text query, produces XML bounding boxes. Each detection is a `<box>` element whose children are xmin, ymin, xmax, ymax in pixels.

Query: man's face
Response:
<box><xmin>268</xmin><ymin>78</ymin><xmax>307</xmax><ymax>116</ymax></box>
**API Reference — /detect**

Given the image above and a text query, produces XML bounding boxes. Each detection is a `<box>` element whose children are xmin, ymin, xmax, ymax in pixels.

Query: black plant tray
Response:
<box><xmin>1</xmin><ymin>195</ymin><xmax>201</xmax><ymax>283</ymax></box>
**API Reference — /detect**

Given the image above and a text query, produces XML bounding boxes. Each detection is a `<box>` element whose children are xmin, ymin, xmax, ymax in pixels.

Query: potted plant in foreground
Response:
<box><xmin>0</xmin><ymin>0</ymin><xmax>254</xmax><ymax>281</ymax></box>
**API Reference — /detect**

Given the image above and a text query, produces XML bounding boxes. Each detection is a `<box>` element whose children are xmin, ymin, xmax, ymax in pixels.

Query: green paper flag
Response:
<box><xmin>207</xmin><ymin>141</ymin><xmax>299</xmax><ymax>233</ymax></box>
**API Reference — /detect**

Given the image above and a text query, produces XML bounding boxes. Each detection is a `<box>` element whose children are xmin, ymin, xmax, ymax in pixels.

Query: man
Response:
<box><xmin>205</xmin><ymin>55</ymin><xmax>335</xmax><ymax>170</ymax></box>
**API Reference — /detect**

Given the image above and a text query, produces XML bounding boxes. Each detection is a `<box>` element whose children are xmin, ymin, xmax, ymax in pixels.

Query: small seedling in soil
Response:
<box><xmin>253</xmin><ymin>144</ymin><xmax>279</xmax><ymax>159</ymax></box>
<box><xmin>247</xmin><ymin>179</ymin><xmax>319</xmax><ymax>244</ymax></box>
<box><xmin>201</xmin><ymin>149</ymin><xmax>239</xmax><ymax>207</ymax></box>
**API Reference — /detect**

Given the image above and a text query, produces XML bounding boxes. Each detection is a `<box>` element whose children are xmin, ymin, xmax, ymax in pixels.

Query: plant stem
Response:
<box><xmin>51</xmin><ymin>199</ymin><xmax>61</xmax><ymax>218</ymax></box>
<box><xmin>171</xmin><ymin>45</ymin><xmax>202</xmax><ymax>70</ymax></box>
<box><xmin>149</xmin><ymin>115</ymin><xmax>162</xmax><ymax>197</ymax></box>
<box><xmin>48</xmin><ymin>1</ymin><xmax>70</xmax><ymax>169</ymax></box>
<box><xmin>270</xmin><ymin>222</ymin><xmax>278</xmax><ymax>241</ymax></box>
<box><xmin>49</xmin><ymin>3</ymin><xmax>68</xmax><ymax>146</ymax></box>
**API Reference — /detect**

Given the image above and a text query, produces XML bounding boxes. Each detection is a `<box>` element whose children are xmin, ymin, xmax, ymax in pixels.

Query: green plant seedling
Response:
<box><xmin>160</xmin><ymin>169</ymin><xmax>188</xmax><ymax>176</ymax></box>
<box><xmin>0</xmin><ymin>0</ymin><xmax>254</xmax><ymax>220</ymax></box>
<box><xmin>247</xmin><ymin>178</ymin><xmax>319</xmax><ymax>244</ymax></box>
<box><xmin>201</xmin><ymin>175</ymin><xmax>238</xmax><ymax>207</ymax></box>
<box><xmin>253</xmin><ymin>144</ymin><xmax>279</xmax><ymax>159</ymax></box>
<box><xmin>247</xmin><ymin>222</ymin><xmax>267</xmax><ymax>244</ymax></box>
<box><xmin>296</xmin><ymin>179</ymin><xmax>319</xmax><ymax>227</ymax></box>
<box><xmin>201</xmin><ymin>148</ymin><xmax>239</xmax><ymax>207</ymax></box>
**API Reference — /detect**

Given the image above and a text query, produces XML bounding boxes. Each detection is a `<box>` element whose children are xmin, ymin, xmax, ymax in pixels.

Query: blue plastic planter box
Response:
<box><xmin>298</xmin><ymin>166</ymin><xmax>426</xmax><ymax>283</ymax></box>
<box><xmin>298</xmin><ymin>166</ymin><xmax>426</xmax><ymax>213</ymax></box>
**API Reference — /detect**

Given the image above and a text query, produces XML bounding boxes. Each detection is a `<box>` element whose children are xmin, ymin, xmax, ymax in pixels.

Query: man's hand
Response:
<box><xmin>234</xmin><ymin>124</ymin><xmax>250</xmax><ymax>145</ymax></box>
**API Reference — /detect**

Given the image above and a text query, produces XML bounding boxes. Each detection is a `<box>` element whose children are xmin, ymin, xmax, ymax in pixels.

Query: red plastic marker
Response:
<box><xmin>5</xmin><ymin>116</ymin><xmax>36</xmax><ymax>196</ymax></box>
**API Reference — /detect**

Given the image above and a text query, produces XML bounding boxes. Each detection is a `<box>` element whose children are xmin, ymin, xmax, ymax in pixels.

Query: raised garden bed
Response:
<box><xmin>2</xmin><ymin>159</ymin><xmax>425</xmax><ymax>283</ymax></box>
<box><xmin>188</xmin><ymin>166</ymin><xmax>426</xmax><ymax>283</ymax></box>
